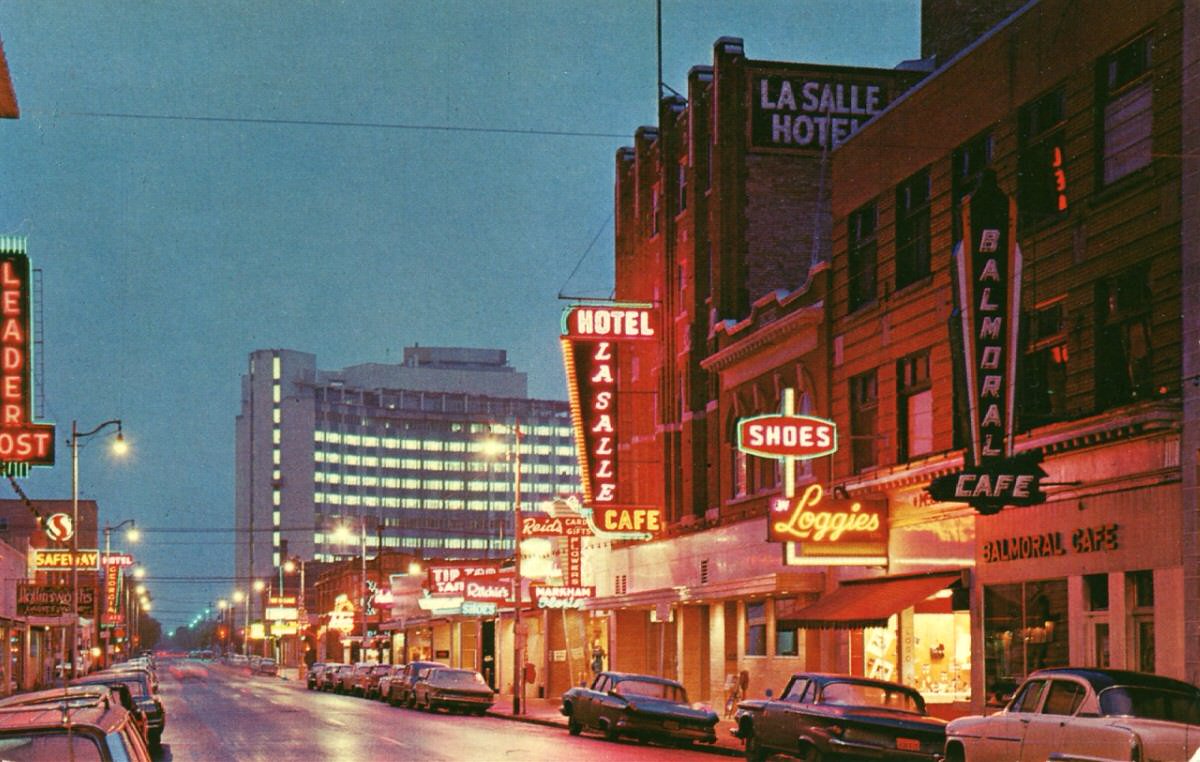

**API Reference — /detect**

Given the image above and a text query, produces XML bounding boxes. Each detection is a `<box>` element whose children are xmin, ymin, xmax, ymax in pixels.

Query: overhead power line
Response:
<box><xmin>35</xmin><ymin>110</ymin><xmax>631</xmax><ymax>140</ymax></box>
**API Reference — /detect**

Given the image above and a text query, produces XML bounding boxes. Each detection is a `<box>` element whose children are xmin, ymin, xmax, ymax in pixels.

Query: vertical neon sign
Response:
<box><xmin>0</xmin><ymin>237</ymin><xmax>54</xmax><ymax>474</ymax></box>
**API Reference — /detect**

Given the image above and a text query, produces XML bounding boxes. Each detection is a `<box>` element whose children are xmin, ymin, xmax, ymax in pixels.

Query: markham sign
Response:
<box><xmin>0</xmin><ymin>238</ymin><xmax>54</xmax><ymax>474</ymax></box>
<box><xmin>769</xmin><ymin>484</ymin><xmax>887</xmax><ymax>565</ymax></box>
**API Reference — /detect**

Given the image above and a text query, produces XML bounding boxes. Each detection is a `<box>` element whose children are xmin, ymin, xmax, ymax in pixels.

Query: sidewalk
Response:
<box><xmin>486</xmin><ymin>693</ymin><xmax>743</xmax><ymax>757</ymax></box>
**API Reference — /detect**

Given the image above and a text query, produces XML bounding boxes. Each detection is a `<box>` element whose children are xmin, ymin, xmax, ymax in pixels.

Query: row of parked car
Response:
<box><xmin>0</xmin><ymin>653</ymin><xmax>165</xmax><ymax>761</ymax></box>
<box><xmin>307</xmin><ymin>660</ymin><xmax>494</xmax><ymax>714</ymax></box>
<box><xmin>225</xmin><ymin>652</ymin><xmax>278</xmax><ymax>675</ymax></box>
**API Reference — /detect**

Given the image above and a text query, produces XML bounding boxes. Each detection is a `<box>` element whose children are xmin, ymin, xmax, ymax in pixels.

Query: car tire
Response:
<box><xmin>603</xmin><ymin>721</ymin><xmax>619</xmax><ymax>743</ymax></box>
<box><xmin>567</xmin><ymin>717</ymin><xmax>582</xmax><ymax>736</ymax></box>
<box><xmin>799</xmin><ymin>743</ymin><xmax>824</xmax><ymax>762</ymax></box>
<box><xmin>743</xmin><ymin>732</ymin><xmax>767</xmax><ymax>762</ymax></box>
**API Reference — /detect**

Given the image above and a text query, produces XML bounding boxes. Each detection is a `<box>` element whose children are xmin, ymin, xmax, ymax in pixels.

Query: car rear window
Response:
<box><xmin>1099</xmin><ymin>686</ymin><xmax>1200</xmax><ymax>724</ymax></box>
<box><xmin>613</xmin><ymin>679</ymin><xmax>686</xmax><ymax>703</ymax></box>
<box><xmin>432</xmin><ymin>670</ymin><xmax>487</xmax><ymax>688</ymax></box>
<box><xmin>0</xmin><ymin>732</ymin><xmax>105</xmax><ymax>760</ymax></box>
<box><xmin>820</xmin><ymin>682</ymin><xmax>922</xmax><ymax>713</ymax></box>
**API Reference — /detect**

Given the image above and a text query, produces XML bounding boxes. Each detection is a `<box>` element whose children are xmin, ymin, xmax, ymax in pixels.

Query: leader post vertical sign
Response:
<box><xmin>0</xmin><ymin>237</ymin><xmax>54</xmax><ymax>475</ymax></box>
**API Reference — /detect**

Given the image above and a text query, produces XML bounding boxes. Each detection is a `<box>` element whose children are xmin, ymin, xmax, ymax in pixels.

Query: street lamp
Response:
<box><xmin>69</xmin><ymin>418</ymin><xmax>127</xmax><ymax>680</ymax></box>
<box><xmin>484</xmin><ymin>419</ymin><xmax>523</xmax><ymax>714</ymax></box>
<box><xmin>232</xmin><ymin>589</ymin><xmax>246</xmax><ymax>655</ymax></box>
<box><xmin>101</xmin><ymin>518</ymin><xmax>138</xmax><ymax>667</ymax></box>
<box><xmin>331</xmin><ymin>521</ymin><xmax>368</xmax><ymax>661</ymax></box>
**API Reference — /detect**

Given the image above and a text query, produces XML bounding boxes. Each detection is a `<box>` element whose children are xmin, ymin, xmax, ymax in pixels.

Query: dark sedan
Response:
<box><xmin>733</xmin><ymin>672</ymin><xmax>946</xmax><ymax>761</ymax></box>
<box><xmin>306</xmin><ymin>662</ymin><xmax>327</xmax><ymax>690</ymax></box>
<box><xmin>561</xmin><ymin>671</ymin><xmax>718</xmax><ymax>747</ymax></box>
<box><xmin>412</xmin><ymin>667</ymin><xmax>494</xmax><ymax>715</ymax></box>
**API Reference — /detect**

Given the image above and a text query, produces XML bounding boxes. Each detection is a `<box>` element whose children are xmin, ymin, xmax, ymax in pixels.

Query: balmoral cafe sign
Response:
<box><xmin>561</xmin><ymin>302</ymin><xmax>663</xmax><ymax>541</ymax></box>
<box><xmin>926</xmin><ymin>171</ymin><xmax>1047</xmax><ymax>514</ymax></box>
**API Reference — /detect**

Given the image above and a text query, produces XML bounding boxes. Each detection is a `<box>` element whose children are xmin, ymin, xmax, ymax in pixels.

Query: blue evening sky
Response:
<box><xmin>0</xmin><ymin>1</ymin><xmax>919</xmax><ymax>630</ymax></box>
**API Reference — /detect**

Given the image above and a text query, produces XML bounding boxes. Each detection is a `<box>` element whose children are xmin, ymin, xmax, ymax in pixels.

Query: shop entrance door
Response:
<box><xmin>481</xmin><ymin>620</ymin><xmax>496</xmax><ymax>689</ymax></box>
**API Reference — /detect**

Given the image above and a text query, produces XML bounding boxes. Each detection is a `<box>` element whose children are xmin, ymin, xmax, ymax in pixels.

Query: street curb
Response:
<box><xmin>482</xmin><ymin>710</ymin><xmax>744</xmax><ymax>757</ymax></box>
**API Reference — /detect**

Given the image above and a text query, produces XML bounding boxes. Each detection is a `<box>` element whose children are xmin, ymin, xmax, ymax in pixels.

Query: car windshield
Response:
<box><xmin>820</xmin><ymin>682</ymin><xmax>922</xmax><ymax>713</ymax></box>
<box><xmin>432</xmin><ymin>670</ymin><xmax>487</xmax><ymax>688</ymax></box>
<box><xmin>0</xmin><ymin>732</ymin><xmax>104</xmax><ymax>761</ymax></box>
<box><xmin>614</xmin><ymin>679</ymin><xmax>686</xmax><ymax>703</ymax></box>
<box><xmin>1098</xmin><ymin>686</ymin><xmax>1200</xmax><ymax>723</ymax></box>
<box><xmin>371</xmin><ymin>666</ymin><xmax>391</xmax><ymax>675</ymax></box>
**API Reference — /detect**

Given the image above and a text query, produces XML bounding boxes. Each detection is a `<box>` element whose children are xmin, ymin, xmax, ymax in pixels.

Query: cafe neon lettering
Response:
<box><xmin>771</xmin><ymin>484</ymin><xmax>879</xmax><ymax>542</ymax></box>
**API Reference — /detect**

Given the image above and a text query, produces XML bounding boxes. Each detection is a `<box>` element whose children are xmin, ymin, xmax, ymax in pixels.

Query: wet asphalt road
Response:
<box><xmin>153</xmin><ymin>663</ymin><xmax>724</xmax><ymax>762</ymax></box>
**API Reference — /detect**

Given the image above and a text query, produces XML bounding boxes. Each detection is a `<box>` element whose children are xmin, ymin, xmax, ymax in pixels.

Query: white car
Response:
<box><xmin>945</xmin><ymin>668</ymin><xmax>1200</xmax><ymax>762</ymax></box>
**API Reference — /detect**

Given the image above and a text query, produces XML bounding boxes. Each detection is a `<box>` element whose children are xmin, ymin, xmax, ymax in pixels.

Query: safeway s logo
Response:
<box><xmin>44</xmin><ymin>512</ymin><xmax>73</xmax><ymax>542</ymax></box>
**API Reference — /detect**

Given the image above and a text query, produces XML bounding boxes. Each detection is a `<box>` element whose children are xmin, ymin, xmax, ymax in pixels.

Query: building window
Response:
<box><xmin>1127</xmin><ymin>570</ymin><xmax>1155</xmax><ymax>673</ymax></box>
<box><xmin>1084</xmin><ymin>573</ymin><xmax>1110</xmax><ymax>668</ymax></box>
<box><xmin>895</xmin><ymin>168</ymin><xmax>931</xmax><ymax>289</ymax></box>
<box><xmin>745</xmin><ymin>601</ymin><xmax>766</xmax><ymax>656</ymax></box>
<box><xmin>850</xmin><ymin>370</ymin><xmax>879</xmax><ymax>472</ymax></box>
<box><xmin>1099</xmin><ymin>34</ymin><xmax>1152</xmax><ymax>185</ymax></box>
<box><xmin>650</xmin><ymin>182</ymin><xmax>662</xmax><ymax>237</ymax></box>
<box><xmin>1094</xmin><ymin>264</ymin><xmax>1153</xmax><ymax>410</ymax></box>
<box><xmin>1018</xmin><ymin>88</ymin><xmax>1068</xmax><ymax>227</ymax></box>
<box><xmin>983</xmin><ymin>581</ymin><xmax>1068</xmax><ymax>701</ymax></box>
<box><xmin>951</xmin><ymin>131</ymin><xmax>993</xmax><ymax>242</ymax></box>
<box><xmin>847</xmin><ymin>202</ymin><xmax>878</xmax><ymax>312</ymax></box>
<box><xmin>774</xmin><ymin>598</ymin><xmax>805</xmax><ymax>657</ymax></box>
<box><xmin>897</xmin><ymin>350</ymin><xmax>932</xmax><ymax>461</ymax></box>
<box><xmin>733</xmin><ymin>447</ymin><xmax>748</xmax><ymax>498</ymax></box>
<box><xmin>677</xmin><ymin>160</ymin><xmax>688</xmax><ymax>213</ymax></box>
<box><xmin>1021</xmin><ymin>299</ymin><xmax>1069</xmax><ymax>429</ymax></box>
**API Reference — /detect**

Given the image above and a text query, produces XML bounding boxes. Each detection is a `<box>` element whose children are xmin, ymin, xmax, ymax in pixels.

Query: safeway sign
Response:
<box><xmin>737</xmin><ymin>414</ymin><xmax>837</xmax><ymax>460</ymax></box>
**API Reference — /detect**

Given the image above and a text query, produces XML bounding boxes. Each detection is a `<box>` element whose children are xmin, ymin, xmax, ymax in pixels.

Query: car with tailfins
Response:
<box><xmin>944</xmin><ymin>667</ymin><xmax>1200</xmax><ymax>762</ymax></box>
<box><xmin>732</xmin><ymin>672</ymin><xmax>946</xmax><ymax>761</ymax></box>
<box><xmin>561</xmin><ymin>671</ymin><xmax>719</xmax><ymax>747</ymax></box>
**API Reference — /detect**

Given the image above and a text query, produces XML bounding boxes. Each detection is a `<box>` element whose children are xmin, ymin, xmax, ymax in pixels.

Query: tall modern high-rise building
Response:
<box><xmin>234</xmin><ymin>347</ymin><xmax>580</xmax><ymax>591</ymax></box>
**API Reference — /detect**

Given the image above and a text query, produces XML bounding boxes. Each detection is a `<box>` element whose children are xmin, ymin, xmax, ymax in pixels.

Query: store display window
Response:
<box><xmin>860</xmin><ymin>587</ymin><xmax>971</xmax><ymax>704</ymax></box>
<box><xmin>983</xmin><ymin>580</ymin><xmax>1068</xmax><ymax>705</ymax></box>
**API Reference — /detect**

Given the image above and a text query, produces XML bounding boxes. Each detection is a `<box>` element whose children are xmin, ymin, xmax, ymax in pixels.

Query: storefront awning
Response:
<box><xmin>790</xmin><ymin>571</ymin><xmax>964</xmax><ymax>630</ymax></box>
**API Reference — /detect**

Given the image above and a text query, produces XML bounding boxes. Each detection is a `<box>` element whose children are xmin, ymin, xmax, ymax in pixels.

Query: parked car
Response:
<box><xmin>0</xmin><ymin>688</ymin><xmax>152</xmax><ymax>761</ymax></box>
<box><xmin>363</xmin><ymin>664</ymin><xmax>395</xmax><ymax>699</ymax></box>
<box><xmin>318</xmin><ymin>663</ymin><xmax>346</xmax><ymax>692</ymax></box>
<box><xmin>387</xmin><ymin>661</ymin><xmax>445</xmax><ymax>707</ymax></box>
<box><xmin>228</xmin><ymin>653</ymin><xmax>249</xmax><ymax>668</ymax></box>
<box><xmin>334</xmin><ymin>663</ymin><xmax>362</xmax><ymax>694</ymax></box>
<box><xmin>74</xmin><ymin>668</ymin><xmax>167</xmax><ymax>749</ymax></box>
<box><xmin>945</xmin><ymin>668</ymin><xmax>1200</xmax><ymax>762</ymax></box>
<box><xmin>377</xmin><ymin>665</ymin><xmax>402</xmax><ymax>702</ymax></box>
<box><xmin>307</xmin><ymin>662</ymin><xmax>327</xmax><ymax>690</ymax></box>
<box><xmin>561</xmin><ymin>671</ymin><xmax>718</xmax><ymax>746</ymax></box>
<box><xmin>2</xmin><ymin>684</ymin><xmax>149</xmax><ymax>747</ymax></box>
<box><xmin>256</xmin><ymin>658</ymin><xmax>278</xmax><ymax>676</ymax></box>
<box><xmin>343</xmin><ymin>662</ymin><xmax>375</xmax><ymax>696</ymax></box>
<box><xmin>732</xmin><ymin>672</ymin><xmax>946</xmax><ymax>761</ymax></box>
<box><xmin>412</xmin><ymin>667</ymin><xmax>494</xmax><ymax>715</ymax></box>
